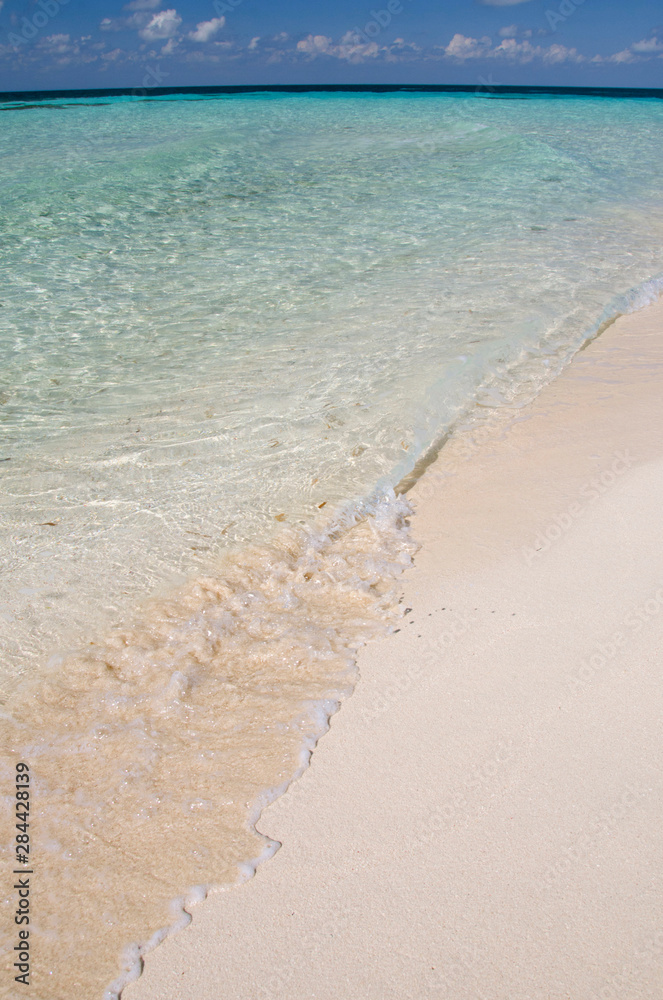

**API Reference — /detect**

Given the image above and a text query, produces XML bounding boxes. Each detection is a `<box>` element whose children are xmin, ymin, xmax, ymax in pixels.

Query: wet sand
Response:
<box><xmin>126</xmin><ymin>296</ymin><xmax>663</xmax><ymax>1000</ymax></box>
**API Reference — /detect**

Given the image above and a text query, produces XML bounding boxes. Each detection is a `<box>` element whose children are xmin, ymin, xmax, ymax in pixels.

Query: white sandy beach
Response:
<box><xmin>126</xmin><ymin>297</ymin><xmax>663</xmax><ymax>1000</ymax></box>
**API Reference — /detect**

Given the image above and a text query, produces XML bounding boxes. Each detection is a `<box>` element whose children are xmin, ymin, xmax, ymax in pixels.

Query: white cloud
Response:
<box><xmin>161</xmin><ymin>36</ymin><xmax>178</xmax><ymax>54</ymax></box>
<box><xmin>341</xmin><ymin>33</ymin><xmax>380</xmax><ymax>61</ymax></box>
<box><xmin>443</xmin><ymin>32</ymin><xmax>584</xmax><ymax>64</ymax></box>
<box><xmin>390</xmin><ymin>37</ymin><xmax>420</xmax><ymax>51</ymax></box>
<box><xmin>384</xmin><ymin>37</ymin><xmax>421</xmax><ymax>62</ymax></box>
<box><xmin>442</xmin><ymin>27</ymin><xmax>663</xmax><ymax>67</ymax></box>
<box><xmin>102</xmin><ymin>48</ymin><xmax>123</xmax><ymax>61</ymax></box>
<box><xmin>124</xmin><ymin>0</ymin><xmax>161</xmax><ymax>9</ymax></box>
<box><xmin>600</xmin><ymin>48</ymin><xmax>636</xmax><ymax>64</ymax></box>
<box><xmin>188</xmin><ymin>17</ymin><xmax>225</xmax><ymax>42</ymax></box>
<box><xmin>296</xmin><ymin>31</ymin><xmax>379</xmax><ymax>62</ymax></box>
<box><xmin>631</xmin><ymin>36</ymin><xmax>663</xmax><ymax>53</ymax></box>
<box><xmin>37</xmin><ymin>34</ymin><xmax>73</xmax><ymax>54</ymax></box>
<box><xmin>297</xmin><ymin>33</ymin><xmax>333</xmax><ymax>55</ymax></box>
<box><xmin>444</xmin><ymin>33</ymin><xmax>492</xmax><ymax>59</ymax></box>
<box><xmin>139</xmin><ymin>9</ymin><xmax>182</xmax><ymax>40</ymax></box>
<box><xmin>543</xmin><ymin>43</ymin><xmax>582</xmax><ymax>63</ymax></box>
<box><xmin>248</xmin><ymin>36</ymin><xmax>260</xmax><ymax>50</ymax></box>
<box><xmin>593</xmin><ymin>36</ymin><xmax>663</xmax><ymax>63</ymax></box>
<box><xmin>101</xmin><ymin>11</ymin><xmax>152</xmax><ymax>31</ymax></box>
<box><xmin>492</xmin><ymin>37</ymin><xmax>539</xmax><ymax>61</ymax></box>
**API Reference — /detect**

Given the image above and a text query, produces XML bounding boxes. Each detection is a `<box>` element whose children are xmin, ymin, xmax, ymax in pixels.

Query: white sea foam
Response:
<box><xmin>1</xmin><ymin>491</ymin><xmax>415</xmax><ymax>998</ymax></box>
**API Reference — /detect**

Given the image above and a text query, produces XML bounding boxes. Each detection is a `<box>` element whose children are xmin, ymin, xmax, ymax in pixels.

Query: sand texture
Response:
<box><xmin>127</xmin><ymin>298</ymin><xmax>663</xmax><ymax>1000</ymax></box>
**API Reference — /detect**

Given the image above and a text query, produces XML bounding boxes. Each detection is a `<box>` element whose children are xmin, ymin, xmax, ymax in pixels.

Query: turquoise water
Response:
<box><xmin>1</xmin><ymin>92</ymin><xmax>663</xmax><ymax>674</ymax></box>
<box><xmin>1</xmin><ymin>91</ymin><xmax>663</xmax><ymax>998</ymax></box>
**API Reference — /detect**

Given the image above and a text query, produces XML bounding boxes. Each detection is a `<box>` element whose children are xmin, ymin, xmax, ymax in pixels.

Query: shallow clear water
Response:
<box><xmin>2</xmin><ymin>92</ymin><xmax>663</xmax><ymax>675</ymax></box>
<box><xmin>1</xmin><ymin>91</ymin><xmax>662</xmax><ymax>998</ymax></box>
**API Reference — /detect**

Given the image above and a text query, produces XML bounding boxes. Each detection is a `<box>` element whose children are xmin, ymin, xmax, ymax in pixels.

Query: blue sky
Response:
<box><xmin>0</xmin><ymin>0</ymin><xmax>662</xmax><ymax>92</ymax></box>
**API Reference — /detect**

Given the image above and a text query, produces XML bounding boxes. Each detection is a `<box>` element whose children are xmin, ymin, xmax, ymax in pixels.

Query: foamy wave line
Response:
<box><xmin>104</xmin><ymin>695</ymin><xmax>339</xmax><ymax>999</ymax></box>
<box><xmin>585</xmin><ymin>272</ymin><xmax>663</xmax><ymax>343</ymax></box>
<box><xmin>394</xmin><ymin>273</ymin><xmax>663</xmax><ymax>496</ymax></box>
<box><xmin>7</xmin><ymin>489</ymin><xmax>416</xmax><ymax>1000</ymax></box>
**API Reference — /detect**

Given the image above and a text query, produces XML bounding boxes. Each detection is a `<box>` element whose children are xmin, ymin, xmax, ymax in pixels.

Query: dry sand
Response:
<box><xmin>126</xmin><ymin>298</ymin><xmax>663</xmax><ymax>1000</ymax></box>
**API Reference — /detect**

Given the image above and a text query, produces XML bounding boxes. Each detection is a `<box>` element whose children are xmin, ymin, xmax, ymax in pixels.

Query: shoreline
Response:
<box><xmin>394</xmin><ymin>273</ymin><xmax>663</xmax><ymax>497</ymax></box>
<box><xmin>126</xmin><ymin>294</ymin><xmax>663</xmax><ymax>1000</ymax></box>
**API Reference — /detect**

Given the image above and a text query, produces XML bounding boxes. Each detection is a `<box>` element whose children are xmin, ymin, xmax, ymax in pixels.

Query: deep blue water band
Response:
<box><xmin>1</xmin><ymin>84</ymin><xmax>663</xmax><ymax>105</ymax></box>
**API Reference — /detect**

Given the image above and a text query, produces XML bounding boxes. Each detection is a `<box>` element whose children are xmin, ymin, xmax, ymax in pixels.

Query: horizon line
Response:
<box><xmin>2</xmin><ymin>83</ymin><xmax>663</xmax><ymax>105</ymax></box>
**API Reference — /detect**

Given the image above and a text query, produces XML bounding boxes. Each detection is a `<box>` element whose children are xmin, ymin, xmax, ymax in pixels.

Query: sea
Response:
<box><xmin>1</xmin><ymin>87</ymin><xmax>662</xmax><ymax>999</ymax></box>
